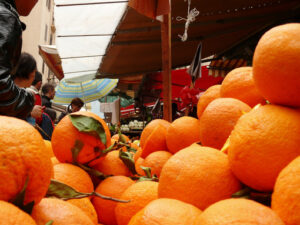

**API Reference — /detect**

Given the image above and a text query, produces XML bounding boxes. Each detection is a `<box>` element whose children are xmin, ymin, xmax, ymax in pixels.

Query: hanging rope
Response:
<box><xmin>176</xmin><ymin>0</ymin><xmax>199</xmax><ymax>42</ymax></box>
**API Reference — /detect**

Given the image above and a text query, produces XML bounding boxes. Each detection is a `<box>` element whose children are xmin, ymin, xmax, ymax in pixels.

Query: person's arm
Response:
<box><xmin>0</xmin><ymin>8</ymin><xmax>34</xmax><ymax>119</ymax></box>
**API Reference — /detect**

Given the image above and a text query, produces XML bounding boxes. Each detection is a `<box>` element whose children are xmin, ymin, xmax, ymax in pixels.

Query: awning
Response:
<box><xmin>97</xmin><ymin>0</ymin><xmax>300</xmax><ymax>78</ymax></box>
<box><xmin>53</xmin><ymin>0</ymin><xmax>128</xmax><ymax>82</ymax></box>
<box><xmin>208</xmin><ymin>58</ymin><xmax>248</xmax><ymax>77</ymax></box>
<box><xmin>39</xmin><ymin>45</ymin><xmax>64</xmax><ymax>80</ymax></box>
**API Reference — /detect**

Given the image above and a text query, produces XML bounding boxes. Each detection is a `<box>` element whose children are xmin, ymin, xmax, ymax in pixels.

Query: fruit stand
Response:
<box><xmin>1</xmin><ymin>0</ymin><xmax>300</xmax><ymax>224</ymax></box>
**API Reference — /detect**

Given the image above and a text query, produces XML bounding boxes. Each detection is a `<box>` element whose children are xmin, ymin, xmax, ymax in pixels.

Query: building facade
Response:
<box><xmin>21</xmin><ymin>0</ymin><xmax>57</xmax><ymax>84</ymax></box>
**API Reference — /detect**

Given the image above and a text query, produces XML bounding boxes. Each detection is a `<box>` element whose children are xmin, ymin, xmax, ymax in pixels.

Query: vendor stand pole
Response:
<box><xmin>161</xmin><ymin>13</ymin><xmax>172</xmax><ymax>122</ymax></box>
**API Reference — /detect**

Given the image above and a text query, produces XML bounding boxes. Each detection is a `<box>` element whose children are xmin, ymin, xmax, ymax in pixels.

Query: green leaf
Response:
<box><xmin>118</xmin><ymin>129</ymin><xmax>127</xmax><ymax>143</ymax></box>
<box><xmin>47</xmin><ymin>179</ymin><xmax>129</xmax><ymax>203</ymax></box>
<box><xmin>232</xmin><ymin>187</ymin><xmax>251</xmax><ymax>198</ymax></box>
<box><xmin>10</xmin><ymin>176</ymin><xmax>35</xmax><ymax>214</ymax></box>
<box><xmin>137</xmin><ymin>175</ymin><xmax>159</xmax><ymax>183</ymax></box>
<box><xmin>71</xmin><ymin>140</ymin><xmax>84</xmax><ymax>163</ymax></box>
<box><xmin>46</xmin><ymin>179</ymin><xmax>91</xmax><ymax>200</ymax></box>
<box><xmin>140</xmin><ymin>166</ymin><xmax>152</xmax><ymax>178</ymax></box>
<box><xmin>119</xmin><ymin>150</ymin><xmax>137</xmax><ymax>175</ymax></box>
<box><xmin>76</xmin><ymin>163</ymin><xmax>110</xmax><ymax>180</ymax></box>
<box><xmin>69</xmin><ymin>115</ymin><xmax>107</xmax><ymax>145</ymax></box>
<box><xmin>45</xmin><ymin>220</ymin><xmax>54</xmax><ymax>225</ymax></box>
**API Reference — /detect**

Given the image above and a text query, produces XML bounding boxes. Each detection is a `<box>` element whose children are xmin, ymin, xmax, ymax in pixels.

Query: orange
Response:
<box><xmin>272</xmin><ymin>156</ymin><xmax>300</xmax><ymax>225</ymax></box>
<box><xmin>199</xmin><ymin>98</ymin><xmax>251</xmax><ymax>149</ymax></box>
<box><xmin>194</xmin><ymin>198</ymin><xmax>284</xmax><ymax>225</ymax></box>
<box><xmin>115</xmin><ymin>181</ymin><xmax>158</xmax><ymax>225</ymax></box>
<box><xmin>158</xmin><ymin>144</ymin><xmax>241</xmax><ymax>210</ymax></box>
<box><xmin>135</xmin><ymin>157</ymin><xmax>145</xmax><ymax>176</ymax></box>
<box><xmin>128</xmin><ymin>198</ymin><xmax>202</xmax><ymax>225</ymax></box>
<box><xmin>140</xmin><ymin>119</ymin><xmax>170</xmax><ymax>149</ymax></box>
<box><xmin>0</xmin><ymin>116</ymin><xmax>52</xmax><ymax>205</ymax></box>
<box><xmin>141</xmin><ymin>125</ymin><xmax>169</xmax><ymax>158</ymax></box>
<box><xmin>220</xmin><ymin>67</ymin><xmax>265</xmax><ymax>107</ymax></box>
<box><xmin>0</xmin><ymin>200</ymin><xmax>37</xmax><ymax>225</ymax></box>
<box><xmin>138</xmin><ymin>151</ymin><xmax>172</xmax><ymax>177</ymax></box>
<box><xmin>112</xmin><ymin>134</ymin><xmax>130</xmax><ymax>143</ymax></box>
<box><xmin>140</xmin><ymin>119</ymin><xmax>170</xmax><ymax>158</ymax></box>
<box><xmin>253</xmin><ymin>23</ymin><xmax>300</xmax><ymax>107</ymax></box>
<box><xmin>44</xmin><ymin>140</ymin><xmax>54</xmax><ymax>157</ymax></box>
<box><xmin>92</xmin><ymin>176</ymin><xmax>134</xmax><ymax>225</ymax></box>
<box><xmin>52</xmin><ymin>111</ymin><xmax>111</xmax><ymax>164</ymax></box>
<box><xmin>228</xmin><ymin>104</ymin><xmax>300</xmax><ymax>191</ymax></box>
<box><xmin>166</xmin><ymin>116</ymin><xmax>201</xmax><ymax>154</ymax></box>
<box><xmin>53</xmin><ymin>163</ymin><xmax>94</xmax><ymax>194</ymax></box>
<box><xmin>31</xmin><ymin>198</ymin><xmax>94</xmax><ymax>225</ymax></box>
<box><xmin>68</xmin><ymin>198</ymin><xmax>98</xmax><ymax>225</ymax></box>
<box><xmin>92</xmin><ymin>150</ymin><xmax>131</xmax><ymax>176</ymax></box>
<box><xmin>197</xmin><ymin>84</ymin><xmax>221</xmax><ymax>119</ymax></box>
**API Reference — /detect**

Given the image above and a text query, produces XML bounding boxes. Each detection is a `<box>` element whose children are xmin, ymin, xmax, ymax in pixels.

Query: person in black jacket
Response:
<box><xmin>0</xmin><ymin>0</ymin><xmax>38</xmax><ymax>119</ymax></box>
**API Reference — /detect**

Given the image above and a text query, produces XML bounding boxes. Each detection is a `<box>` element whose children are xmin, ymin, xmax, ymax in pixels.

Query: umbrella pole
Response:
<box><xmin>80</xmin><ymin>82</ymin><xmax>88</xmax><ymax>110</ymax></box>
<box><xmin>161</xmin><ymin>13</ymin><xmax>172</xmax><ymax>122</ymax></box>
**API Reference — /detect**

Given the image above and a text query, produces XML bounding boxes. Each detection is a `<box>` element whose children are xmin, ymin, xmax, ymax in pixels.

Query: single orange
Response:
<box><xmin>228</xmin><ymin>104</ymin><xmax>300</xmax><ymax>191</ymax></box>
<box><xmin>139</xmin><ymin>151</ymin><xmax>172</xmax><ymax>178</ymax></box>
<box><xmin>112</xmin><ymin>134</ymin><xmax>130</xmax><ymax>143</ymax></box>
<box><xmin>140</xmin><ymin>119</ymin><xmax>170</xmax><ymax>158</ymax></box>
<box><xmin>158</xmin><ymin>144</ymin><xmax>241</xmax><ymax>210</ymax></box>
<box><xmin>253</xmin><ymin>23</ymin><xmax>300</xmax><ymax>107</ymax></box>
<box><xmin>92</xmin><ymin>176</ymin><xmax>134</xmax><ymax>225</ymax></box>
<box><xmin>166</xmin><ymin>116</ymin><xmax>201</xmax><ymax>154</ymax></box>
<box><xmin>272</xmin><ymin>156</ymin><xmax>300</xmax><ymax>225</ymax></box>
<box><xmin>0</xmin><ymin>200</ymin><xmax>37</xmax><ymax>225</ymax></box>
<box><xmin>197</xmin><ymin>84</ymin><xmax>221</xmax><ymax>119</ymax></box>
<box><xmin>115</xmin><ymin>181</ymin><xmax>158</xmax><ymax>225</ymax></box>
<box><xmin>128</xmin><ymin>198</ymin><xmax>202</xmax><ymax>225</ymax></box>
<box><xmin>141</xmin><ymin>124</ymin><xmax>169</xmax><ymax>158</ymax></box>
<box><xmin>92</xmin><ymin>150</ymin><xmax>131</xmax><ymax>176</ymax></box>
<box><xmin>68</xmin><ymin>197</ymin><xmax>98</xmax><ymax>225</ymax></box>
<box><xmin>0</xmin><ymin>116</ymin><xmax>52</xmax><ymax>205</ymax></box>
<box><xmin>199</xmin><ymin>98</ymin><xmax>251</xmax><ymax>149</ymax></box>
<box><xmin>31</xmin><ymin>198</ymin><xmax>94</xmax><ymax>225</ymax></box>
<box><xmin>53</xmin><ymin>163</ymin><xmax>94</xmax><ymax>194</ymax></box>
<box><xmin>140</xmin><ymin>119</ymin><xmax>170</xmax><ymax>149</ymax></box>
<box><xmin>194</xmin><ymin>198</ymin><xmax>284</xmax><ymax>225</ymax></box>
<box><xmin>220</xmin><ymin>67</ymin><xmax>265</xmax><ymax>107</ymax></box>
<box><xmin>52</xmin><ymin>111</ymin><xmax>111</xmax><ymax>164</ymax></box>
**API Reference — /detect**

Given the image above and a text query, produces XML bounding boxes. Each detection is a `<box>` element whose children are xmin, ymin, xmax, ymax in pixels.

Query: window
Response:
<box><xmin>48</xmin><ymin>0</ymin><xmax>51</xmax><ymax>10</ymax></box>
<box><xmin>44</xmin><ymin>25</ymin><xmax>48</xmax><ymax>42</ymax></box>
<box><xmin>49</xmin><ymin>34</ymin><xmax>53</xmax><ymax>45</ymax></box>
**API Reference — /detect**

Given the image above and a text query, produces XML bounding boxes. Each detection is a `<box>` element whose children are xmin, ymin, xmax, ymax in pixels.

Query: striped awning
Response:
<box><xmin>207</xmin><ymin>58</ymin><xmax>248</xmax><ymax>77</ymax></box>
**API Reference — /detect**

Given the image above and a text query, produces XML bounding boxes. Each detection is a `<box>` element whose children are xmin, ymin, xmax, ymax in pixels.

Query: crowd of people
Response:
<box><xmin>0</xmin><ymin>0</ymin><xmax>84</xmax><ymax>140</ymax></box>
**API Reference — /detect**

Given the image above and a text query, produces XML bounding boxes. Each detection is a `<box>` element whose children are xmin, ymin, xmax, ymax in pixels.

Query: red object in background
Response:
<box><xmin>147</xmin><ymin>66</ymin><xmax>223</xmax><ymax>101</ymax></box>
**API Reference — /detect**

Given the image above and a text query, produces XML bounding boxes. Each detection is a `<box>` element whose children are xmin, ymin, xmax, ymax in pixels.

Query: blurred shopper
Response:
<box><xmin>12</xmin><ymin>52</ymin><xmax>43</xmax><ymax>122</ymax></box>
<box><xmin>0</xmin><ymin>0</ymin><xmax>39</xmax><ymax>119</ymax></box>
<box><xmin>57</xmin><ymin>97</ymin><xmax>84</xmax><ymax>122</ymax></box>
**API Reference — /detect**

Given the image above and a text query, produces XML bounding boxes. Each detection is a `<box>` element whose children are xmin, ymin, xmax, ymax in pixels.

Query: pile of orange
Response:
<box><xmin>1</xmin><ymin>23</ymin><xmax>300</xmax><ymax>225</ymax></box>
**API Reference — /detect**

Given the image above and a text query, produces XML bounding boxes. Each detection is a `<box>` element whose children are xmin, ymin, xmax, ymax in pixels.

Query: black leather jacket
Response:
<box><xmin>0</xmin><ymin>0</ymin><xmax>34</xmax><ymax>119</ymax></box>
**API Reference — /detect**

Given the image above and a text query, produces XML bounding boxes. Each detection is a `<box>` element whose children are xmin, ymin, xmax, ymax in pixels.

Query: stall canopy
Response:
<box><xmin>39</xmin><ymin>45</ymin><xmax>64</xmax><ymax>80</ymax></box>
<box><xmin>97</xmin><ymin>0</ymin><xmax>300</xmax><ymax>78</ymax></box>
<box><xmin>53</xmin><ymin>0</ymin><xmax>128</xmax><ymax>82</ymax></box>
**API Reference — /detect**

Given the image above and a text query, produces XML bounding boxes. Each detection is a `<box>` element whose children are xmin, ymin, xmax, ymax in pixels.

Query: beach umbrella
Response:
<box><xmin>53</xmin><ymin>79</ymin><xmax>118</xmax><ymax>105</ymax></box>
